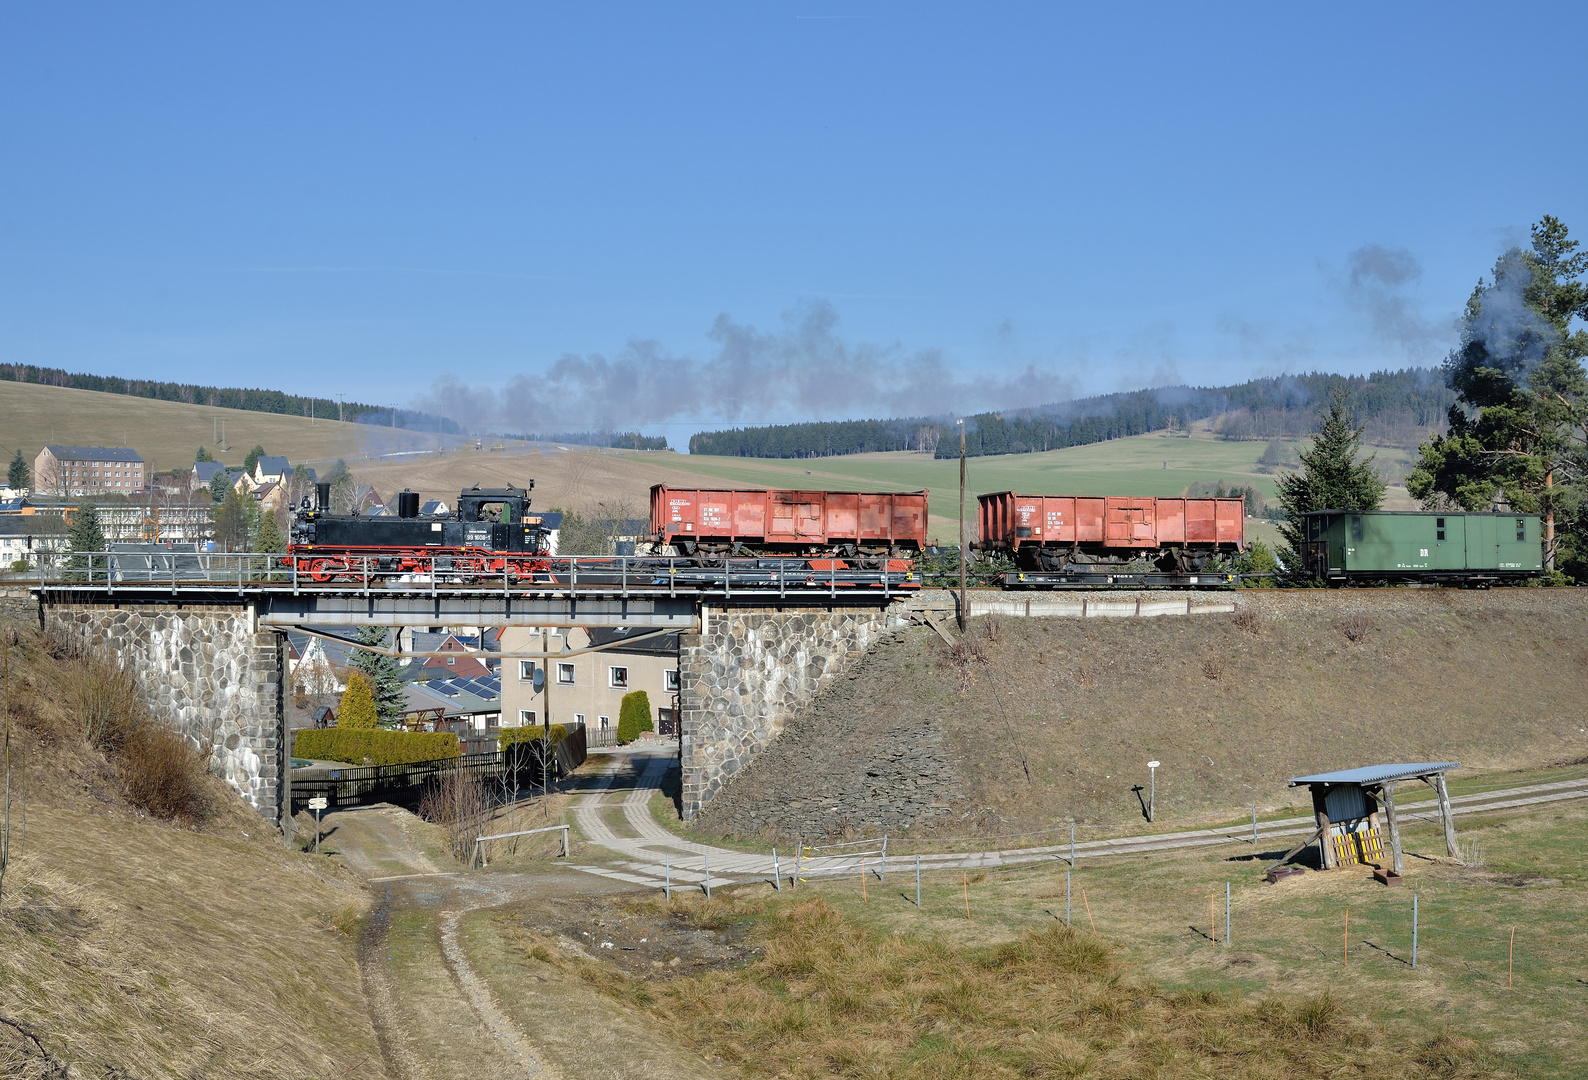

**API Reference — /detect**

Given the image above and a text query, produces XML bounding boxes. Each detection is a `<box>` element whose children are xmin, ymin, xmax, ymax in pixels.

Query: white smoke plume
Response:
<box><xmin>1462</xmin><ymin>247</ymin><xmax>1558</xmax><ymax>377</ymax></box>
<box><xmin>1345</xmin><ymin>244</ymin><xmax>1445</xmax><ymax>360</ymax></box>
<box><xmin>422</xmin><ymin>301</ymin><xmax>1078</xmax><ymax>432</ymax></box>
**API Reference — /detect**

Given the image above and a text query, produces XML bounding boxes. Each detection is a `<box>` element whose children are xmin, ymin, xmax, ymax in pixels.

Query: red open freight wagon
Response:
<box><xmin>977</xmin><ymin>492</ymin><xmax>1245</xmax><ymax>573</ymax></box>
<box><xmin>649</xmin><ymin>485</ymin><xmax>929</xmax><ymax>558</ymax></box>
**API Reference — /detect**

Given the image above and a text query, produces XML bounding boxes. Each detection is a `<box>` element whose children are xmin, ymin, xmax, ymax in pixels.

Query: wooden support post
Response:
<box><xmin>1381</xmin><ymin>781</ymin><xmax>1404</xmax><ymax>875</ymax></box>
<box><xmin>1311</xmin><ymin>785</ymin><xmax>1336</xmax><ymax>870</ymax></box>
<box><xmin>1434</xmin><ymin>772</ymin><xmax>1459</xmax><ymax>859</ymax></box>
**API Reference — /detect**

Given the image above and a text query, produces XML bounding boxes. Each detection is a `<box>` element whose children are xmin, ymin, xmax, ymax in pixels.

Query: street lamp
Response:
<box><xmin>1147</xmin><ymin>760</ymin><xmax>1160</xmax><ymax>822</ymax></box>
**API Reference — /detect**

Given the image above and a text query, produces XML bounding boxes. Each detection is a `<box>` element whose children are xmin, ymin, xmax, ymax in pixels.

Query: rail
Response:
<box><xmin>21</xmin><ymin>549</ymin><xmax>919</xmax><ymax>597</ymax></box>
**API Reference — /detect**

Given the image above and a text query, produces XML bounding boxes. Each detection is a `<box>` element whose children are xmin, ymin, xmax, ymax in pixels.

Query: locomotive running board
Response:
<box><xmin>1000</xmin><ymin>571</ymin><xmax>1239</xmax><ymax>590</ymax></box>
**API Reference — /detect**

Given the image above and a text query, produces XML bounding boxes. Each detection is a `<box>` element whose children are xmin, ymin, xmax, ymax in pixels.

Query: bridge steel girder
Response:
<box><xmin>254</xmin><ymin>592</ymin><xmax>701</xmax><ymax>630</ymax></box>
<box><xmin>33</xmin><ymin>583</ymin><xmax>907</xmax><ymax>629</ymax></box>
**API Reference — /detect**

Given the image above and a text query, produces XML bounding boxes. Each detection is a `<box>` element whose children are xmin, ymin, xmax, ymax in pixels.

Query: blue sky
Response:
<box><xmin>2</xmin><ymin>3</ymin><xmax>1585</xmax><ymax>441</ymax></box>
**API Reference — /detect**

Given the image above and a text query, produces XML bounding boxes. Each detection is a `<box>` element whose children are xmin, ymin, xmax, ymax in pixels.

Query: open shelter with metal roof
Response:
<box><xmin>1282</xmin><ymin>761</ymin><xmax>1461</xmax><ymax>877</ymax></box>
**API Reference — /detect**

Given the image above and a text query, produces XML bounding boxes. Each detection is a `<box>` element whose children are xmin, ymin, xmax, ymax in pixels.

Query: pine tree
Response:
<box><xmin>7</xmin><ymin>450</ymin><xmax>28</xmax><ymax>490</ymax></box>
<box><xmin>208</xmin><ymin>469</ymin><xmax>233</xmax><ymax>503</ymax></box>
<box><xmin>1276</xmin><ymin>391</ymin><xmax>1386</xmax><ymax>570</ymax></box>
<box><xmin>1408</xmin><ymin>216</ymin><xmax>1588</xmax><ymax>576</ymax></box>
<box><xmin>350</xmin><ymin>627</ymin><xmax>407</xmax><ymax>725</ymax></box>
<box><xmin>337</xmin><ymin>673</ymin><xmax>378</xmax><ymax>730</ymax></box>
<box><xmin>616</xmin><ymin>690</ymin><xmax>653</xmax><ymax>744</ymax></box>
<box><xmin>65</xmin><ymin>503</ymin><xmax>107</xmax><ymax>579</ymax></box>
<box><xmin>243</xmin><ymin>445</ymin><xmax>267</xmax><ymax>476</ymax></box>
<box><xmin>195</xmin><ymin>446</ymin><xmax>214</xmax><ymax>463</ymax></box>
<box><xmin>255</xmin><ymin>511</ymin><xmax>286</xmax><ymax>554</ymax></box>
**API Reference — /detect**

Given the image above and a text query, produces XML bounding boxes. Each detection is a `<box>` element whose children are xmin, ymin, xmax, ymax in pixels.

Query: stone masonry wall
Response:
<box><xmin>43</xmin><ymin>602</ymin><xmax>284</xmax><ymax>820</ymax></box>
<box><xmin>679</xmin><ymin>604</ymin><xmax>906</xmax><ymax>819</ymax></box>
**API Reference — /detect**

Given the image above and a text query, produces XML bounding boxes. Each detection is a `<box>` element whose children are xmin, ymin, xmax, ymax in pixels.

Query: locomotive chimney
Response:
<box><xmin>397</xmin><ymin>490</ymin><xmax>420</xmax><ymax>519</ymax></box>
<box><xmin>316</xmin><ymin>482</ymin><xmax>331</xmax><ymax>512</ymax></box>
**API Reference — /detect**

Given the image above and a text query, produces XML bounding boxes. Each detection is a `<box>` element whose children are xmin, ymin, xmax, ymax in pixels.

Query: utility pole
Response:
<box><xmin>957</xmin><ymin>419</ymin><xmax>967</xmax><ymax>631</ymax></box>
<box><xmin>338</xmin><ymin>395</ymin><xmax>344</xmax><ymax>424</ymax></box>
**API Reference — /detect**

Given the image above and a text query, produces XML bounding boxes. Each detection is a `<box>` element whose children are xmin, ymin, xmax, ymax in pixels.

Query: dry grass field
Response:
<box><xmin>0</xmin><ymin>379</ymin><xmax>472</xmax><ymax>476</ymax></box>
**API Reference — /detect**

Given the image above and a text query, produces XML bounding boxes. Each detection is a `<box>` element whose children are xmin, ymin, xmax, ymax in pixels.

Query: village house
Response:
<box><xmin>499</xmin><ymin>625</ymin><xmax>679</xmax><ymax>739</ymax></box>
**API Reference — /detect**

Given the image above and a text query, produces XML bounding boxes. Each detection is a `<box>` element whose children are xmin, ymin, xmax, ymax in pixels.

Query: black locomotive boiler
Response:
<box><xmin>289</xmin><ymin>482</ymin><xmax>552</xmax><ymax>581</ymax></box>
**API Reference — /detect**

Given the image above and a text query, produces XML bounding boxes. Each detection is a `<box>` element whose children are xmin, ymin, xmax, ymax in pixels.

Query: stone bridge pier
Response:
<box><xmin>678</xmin><ymin>603</ymin><xmax>913</xmax><ymax>819</ymax></box>
<box><xmin>43</xmin><ymin>601</ymin><xmax>285</xmax><ymax>819</ymax></box>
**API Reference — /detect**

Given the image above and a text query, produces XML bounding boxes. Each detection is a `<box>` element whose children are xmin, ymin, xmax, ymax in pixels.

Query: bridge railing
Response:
<box><xmin>22</xmin><ymin>549</ymin><xmax>920</xmax><ymax>596</ymax></box>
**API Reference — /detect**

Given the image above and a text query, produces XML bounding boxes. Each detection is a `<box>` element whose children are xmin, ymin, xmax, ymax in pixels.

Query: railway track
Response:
<box><xmin>563</xmin><ymin>759</ymin><xmax>1588</xmax><ymax>889</ymax></box>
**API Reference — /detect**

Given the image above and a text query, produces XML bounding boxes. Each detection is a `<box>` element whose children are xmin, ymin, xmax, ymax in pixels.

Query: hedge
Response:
<box><xmin>293</xmin><ymin>728</ymin><xmax>461</xmax><ymax>766</ymax></box>
<box><xmin>498</xmin><ymin>723</ymin><xmax>567</xmax><ymax>751</ymax></box>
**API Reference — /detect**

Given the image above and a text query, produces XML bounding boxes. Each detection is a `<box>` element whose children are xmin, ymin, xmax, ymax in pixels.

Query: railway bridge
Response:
<box><xmin>17</xmin><ymin>555</ymin><xmax>1241</xmax><ymax>830</ymax></box>
<box><xmin>24</xmin><ymin>559</ymin><xmax>939</xmax><ymax>826</ymax></box>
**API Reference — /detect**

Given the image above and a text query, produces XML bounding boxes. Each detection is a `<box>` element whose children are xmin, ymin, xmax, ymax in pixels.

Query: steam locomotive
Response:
<box><xmin>289</xmin><ymin>482</ymin><xmax>552</xmax><ymax>582</ymax></box>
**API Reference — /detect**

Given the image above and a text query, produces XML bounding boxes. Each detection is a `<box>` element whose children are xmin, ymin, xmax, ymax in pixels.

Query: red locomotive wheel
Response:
<box><xmin>308</xmin><ymin>559</ymin><xmax>335</xmax><ymax>583</ymax></box>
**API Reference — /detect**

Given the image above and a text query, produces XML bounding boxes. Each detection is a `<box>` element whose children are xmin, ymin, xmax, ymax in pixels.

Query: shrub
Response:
<box><xmin>497</xmin><ymin>723</ymin><xmax>567</xmax><ymax>750</ymax></box>
<box><xmin>616</xmin><ymin>690</ymin><xmax>652</xmax><ymax>744</ymax></box>
<box><xmin>337</xmin><ymin>674</ymin><xmax>378</xmax><ymax>730</ymax></box>
<box><xmin>118</xmin><ymin>723</ymin><xmax>211</xmax><ymax>821</ymax></box>
<box><xmin>418</xmin><ymin>769</ymin><xmax>492</xmax><ymax>863</ymax></box>
<box><xmin>293</xmin><ymin>728</ymin><xmax>460</xmax><ymax>765</ymax></box>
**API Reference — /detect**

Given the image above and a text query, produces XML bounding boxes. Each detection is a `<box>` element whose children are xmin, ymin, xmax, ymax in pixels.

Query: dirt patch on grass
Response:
<box><xmin>514</xmin><ymin>895</ymin><xmax>759</xmax><ymax>977</ymax></box>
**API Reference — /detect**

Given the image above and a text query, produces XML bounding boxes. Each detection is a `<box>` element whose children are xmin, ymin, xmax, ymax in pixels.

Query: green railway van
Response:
<box><xmin>1299</xmin><ymin>510</ymin><xmax>1543</xmax><ymax>584</ymax></box>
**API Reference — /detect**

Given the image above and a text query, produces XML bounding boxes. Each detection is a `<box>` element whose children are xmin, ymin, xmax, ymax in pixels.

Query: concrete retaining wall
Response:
<box><xmin>42</xmin><ymin>601</ymin><xmax>284</xmax><ymax>819</ymax></box>
<box><xmin>678</xmin><ymin>604</ymin><xmax>907</xmax><ymax>819</ymax></box>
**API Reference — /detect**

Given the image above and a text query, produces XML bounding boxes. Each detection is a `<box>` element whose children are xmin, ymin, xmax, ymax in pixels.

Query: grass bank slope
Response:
<box><xmin>0</xmin><ymin>620</ymin><xmax>380</xmax><ymax>1078</ymax></box>
<box><xmin>694</xmin><ymin>589</ymin><xmax>1588</xmax><ymax>841</ymax></box>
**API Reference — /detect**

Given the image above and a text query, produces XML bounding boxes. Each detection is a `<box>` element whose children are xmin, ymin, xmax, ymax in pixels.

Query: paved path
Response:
<box><xmin>565</xmin><ymin>755</ymin><xmax>1588</xmax><ymax>892</ymax></box>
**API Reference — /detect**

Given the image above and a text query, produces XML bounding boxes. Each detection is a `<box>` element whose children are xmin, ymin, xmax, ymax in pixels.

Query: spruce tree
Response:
<box><xmin>1276</xmin><ymin>391</ymin><xmax>1386</xmax><ymax>570</ymax></box>
<box><xmin>195</xmin><ymin>446</ymin><xmax>214</xmax><ymax>463</ymax></box>
<box><xmin>255</xmin><ymin>511</ymin><xmax>286</xmax><ymax>554</ymax></box>
<box><xmin>243</xmin><ymin>445</ymin><xmax>267</xmax><ymax>476</ymax></box>
<box><xmin>350</xmin><ymin>627</ymin><xmax>407</xmax><ymax>725</ymax></box>
<box><xmin>65</xmin><ymin>503</ymin><xmax>107</xmax><ymax>579</ymax></box>
<box><xmin>337</xmin><ymin>674</ymin><xmax>378</xmax><ymax>730</ymax></box>
<box><xmin>7</xmin><ymin>450</ymin><xmax>28</xmax><ymax>490</ymax></box>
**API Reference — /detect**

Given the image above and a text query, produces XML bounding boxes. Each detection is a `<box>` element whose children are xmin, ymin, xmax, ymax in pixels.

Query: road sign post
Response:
<box><xmin>308</xmin><ymin>795</ymin><xmax>328</xmax><ymax>854</ymax></box>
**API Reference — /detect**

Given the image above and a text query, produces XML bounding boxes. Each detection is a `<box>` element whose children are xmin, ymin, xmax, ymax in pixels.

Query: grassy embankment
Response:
<box><xmin>0</xmin><ymin>621</ymin><xmax>381</xmax><ymax>1077</ymax></box>
<box><xmin>681</xmin><ymin>589</ymin><xmax>1588</xmax><ymax>843</ymax></box>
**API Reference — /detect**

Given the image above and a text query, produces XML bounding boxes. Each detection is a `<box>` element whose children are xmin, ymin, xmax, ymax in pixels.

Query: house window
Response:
<box><xmin>665</xmin><ymin>669</ymin><xmax>680</xmax><ymax>693</ymax></box>
<box><xmin>557</xmin><ymin>662</ymin><xmax>575</xmax><ymax>684</ymax></box>
<box><xmin>519</xmin><ymin>710</ymin><xmax>536</xmax><ymax>726</ymax></box>
<box><xmin>574</xmin><ymin>712</ymin><xmax>585</xmax><ymax>726</ymax></box>
<box><xmin>519</xmin><ymin>660</ymin><xmax>536</xmax><ymax>681</ymax></box>
<box><xmin>445</xmin><ymin>656</ymin><xmax>456</xmax><ymax>666</ymax></box>
<box><xmin>609</xmin><ymin>666</ymin><xmax>629</xmax><ymax>689</ymax></box>
<box><xmin>598</xmin><ymin>715</ymin><xmax>610</xmax><ymax>730</ymax></box>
